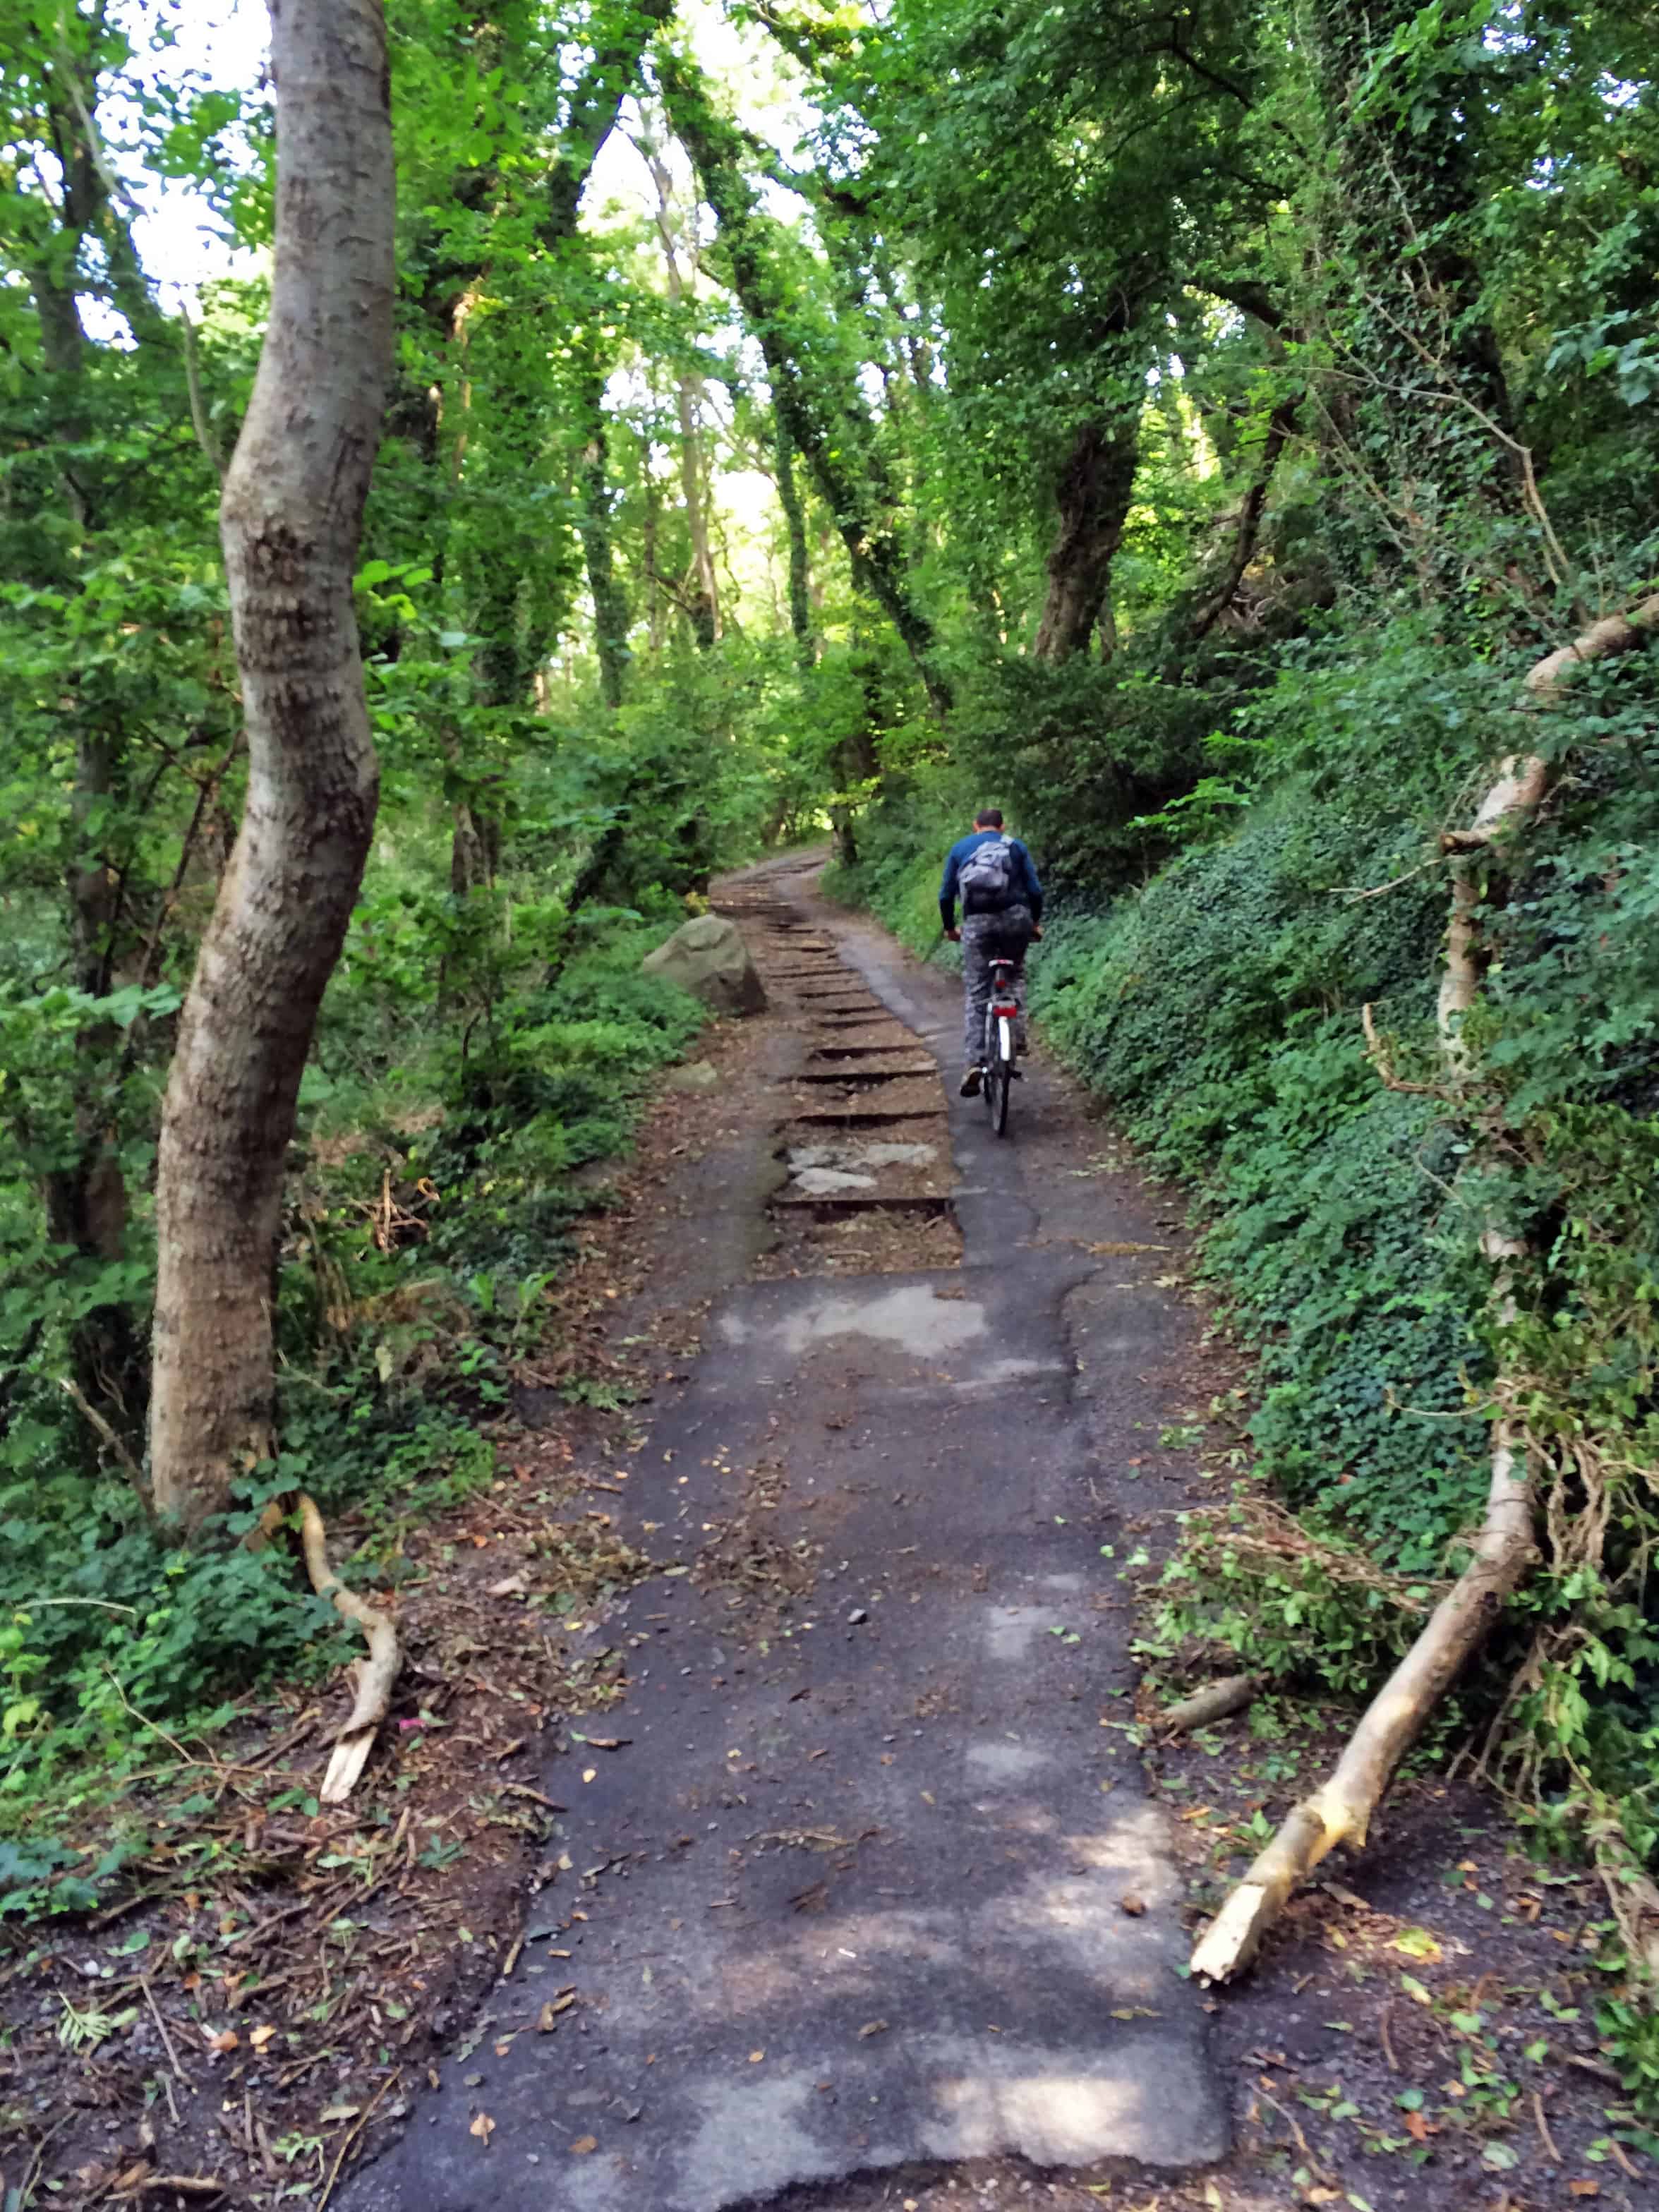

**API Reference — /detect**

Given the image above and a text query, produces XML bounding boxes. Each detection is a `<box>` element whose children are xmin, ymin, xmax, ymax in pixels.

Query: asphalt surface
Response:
<box><xmin>344</xmin><ymin>853</ymin><xmax>1228</xmax><ymax>2209</ymax></box>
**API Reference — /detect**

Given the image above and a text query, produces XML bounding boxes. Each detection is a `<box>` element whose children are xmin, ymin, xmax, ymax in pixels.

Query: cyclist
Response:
<box><xmin>939</xmin><ymin>807</ymin><xmax>1044</xmax><ymax>1096</ymax></box>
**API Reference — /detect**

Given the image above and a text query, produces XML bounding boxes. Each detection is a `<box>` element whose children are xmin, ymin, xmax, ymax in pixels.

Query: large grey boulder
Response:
<box><xmin>641</xmin><ymin>914</ymin><xmax>767</xmax><ymax>1016</ymax></box>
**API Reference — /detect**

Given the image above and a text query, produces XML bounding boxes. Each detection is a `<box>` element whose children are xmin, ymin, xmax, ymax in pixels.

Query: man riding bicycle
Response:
<box><xmin>939</xmin><ymin>807</ymin><xmax>1044</xmax><ymax>1097</ymax></box>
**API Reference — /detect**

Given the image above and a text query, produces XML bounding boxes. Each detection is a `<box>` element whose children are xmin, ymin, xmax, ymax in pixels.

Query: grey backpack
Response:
<box><xmin>959</xmin><ymin>834</ymin><xmax>1015</xmax><ymax>909</ymax></box>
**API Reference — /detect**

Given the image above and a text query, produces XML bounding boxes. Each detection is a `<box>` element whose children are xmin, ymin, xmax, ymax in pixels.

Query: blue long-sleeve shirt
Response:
<box><xmin>939</xmin><ymin>830</ymin><xmax>1044</xmax><ymax>929</ymax></box>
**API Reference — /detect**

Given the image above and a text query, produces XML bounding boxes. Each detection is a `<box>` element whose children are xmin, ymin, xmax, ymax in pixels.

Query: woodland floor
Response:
<box><xmin>5</xmin><ymin>854</ymin><xmax>1649</xmax><ymax>2212</ymax></box>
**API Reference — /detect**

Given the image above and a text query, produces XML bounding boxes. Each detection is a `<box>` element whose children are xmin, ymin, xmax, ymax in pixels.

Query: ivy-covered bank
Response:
<box><xmin>828</xmin><ymin>608</ymin><xmax>1659</xmax><ymax>2100</ymax></box>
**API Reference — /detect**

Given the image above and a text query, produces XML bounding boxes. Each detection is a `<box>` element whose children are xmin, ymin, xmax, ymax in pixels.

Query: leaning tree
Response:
<box><xmin>149</xmin><ymin>0</ymin><xmax>396</xmax><ymax>1528</ymax></box>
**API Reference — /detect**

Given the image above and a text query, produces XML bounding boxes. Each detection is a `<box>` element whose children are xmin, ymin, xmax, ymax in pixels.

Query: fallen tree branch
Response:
<box><xmin>298</xmin><ymin>1494</ymin><xmax>400</xmax><ymax>1804</ymax></box>
<box><xmin>1192</xmin><ymin>1406</ymin><xmax>1535</xmax><ymax>1980</ymax></box>
<box><xmin>1159</xmin><ymin>1674</ymin><xmax>1259</xmax><ymax>1734</ymax></box>
<box><xmin>59</xmin><ymin>1374</ymin><xmax>145</xmax><ymax>1489</ymax></box>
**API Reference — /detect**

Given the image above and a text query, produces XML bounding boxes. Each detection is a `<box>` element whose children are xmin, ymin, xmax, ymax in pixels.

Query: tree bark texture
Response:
<box><xmin>1032</xmin><ymin>417</ymin><xmax>1140</xmax><ymax>661</ymax></box>
<box><xmin>150</xmin><ymin>0</ymin><xmax>395</xmax><ymax>1528</ymax></box>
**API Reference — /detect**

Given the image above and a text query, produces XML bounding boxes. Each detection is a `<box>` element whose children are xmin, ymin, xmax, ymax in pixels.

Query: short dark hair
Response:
<box><xmin>974</xmin><ymin>807</ymin><xmax>1003</xmax><ymax>829</ymax></box>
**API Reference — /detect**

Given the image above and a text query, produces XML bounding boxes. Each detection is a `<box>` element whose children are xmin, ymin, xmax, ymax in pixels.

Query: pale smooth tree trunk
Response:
<box><xmin>150</xmin><ymin>0</ymin><xmax>395</xmax><ymax>1529</ymax></box>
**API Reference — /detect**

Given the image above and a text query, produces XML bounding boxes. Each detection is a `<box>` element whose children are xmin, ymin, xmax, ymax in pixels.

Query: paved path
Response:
<box><xmin>346</xmin><ymin>853</ymin><xmax>1228</xmax><ymax>2209</ymax></box>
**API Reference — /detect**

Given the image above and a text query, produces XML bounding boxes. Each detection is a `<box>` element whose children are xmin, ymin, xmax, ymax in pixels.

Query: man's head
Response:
<box><xmin>973</xmin><ymin>807</ymin><xmax>1004</xmax><ymax>830</ymax></box>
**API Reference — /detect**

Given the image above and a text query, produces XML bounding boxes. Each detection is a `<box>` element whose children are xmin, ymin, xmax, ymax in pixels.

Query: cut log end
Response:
<box><xmin>1190</xmin><ymin>1882</ymin><xmax>1276</xmax><ymax>1983</ymax></box>
<box><xmin>320</xmin><ymin>1728</ymin><xmax>380</xmax><ymax>1806</ymax></box>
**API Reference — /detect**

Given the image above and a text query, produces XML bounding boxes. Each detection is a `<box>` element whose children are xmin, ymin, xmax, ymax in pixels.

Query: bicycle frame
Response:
<box><xmin>987</xmin><ymin>960</ymin><xmax>1018</xmax><ymax>1053</ymax></box>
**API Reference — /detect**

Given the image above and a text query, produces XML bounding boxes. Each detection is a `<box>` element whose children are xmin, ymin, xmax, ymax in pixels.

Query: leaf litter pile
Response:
<box><xmin>0</xmin><ymin>1064</ymin><xmax>754</xmax><ymax>2211</ymax></box>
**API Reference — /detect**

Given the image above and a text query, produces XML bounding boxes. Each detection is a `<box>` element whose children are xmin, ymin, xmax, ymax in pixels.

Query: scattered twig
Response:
<box><xmin>20</xmin><ymin>1596</ymin><xmax>138</xmax><ymax>1614</ymax></box>
<box><xmin>242</xmin><ymin>1708</ymin><xmax>320</xmax><ymax>1769</ymax></box>
<box><xmin>1531</xmin><ymin>2086</ymin><xmax>1561</xmax><ymax>2163</ymax></box>
<box><xmin>222</xmin><ymin>1887</ymin><xmax>343</xmax><ymax>1952</ymax></box>
<box><xmin>1379</xmin><ymin>2002</ymin><xmax>1399</xmax><ymax>2074</ymax></box>
<box><xmin>500</xmin><ymin>1782</ymin><xmax>567</xmax><ymax>1811</ymax></box>
<box><xmin>315</xmin><ymin>2069</ymin><xmax>401</xmax><ymax>2212</ymax></box>
<box><xmin>1336</xmin><ymin>855</ymin><xmax>1442</xmax><ymax>903</ymax></box>
<box><xmin>1604</xmin><ymin>2136</ymin><xmax>1640</xmax><ymax>2180</ymax></box>
<box><xmin>142</xmin><ymin>1974</ymin><xmax>191</xmax><ymax>2086</ymax></box>
<box><xmin>102</xmin><ymin>1669</ymin><xmax>219</xmax><ymax>1776</ymax></box>
<box><xmin>1159</xmin><ymin>1674</ymin><xmax>1259</xmax><ymax>1735</ymax></box>
<box><xmin>1565</xmin><ymin>2051</ymin><xmax>1624</xmax><ymax>2086</ymax></box>
<box><xmin>1254</xmin><ymin>2084</ymin><xmax>1332</xmax><ymax>2181</ymax></box>
<box><xmin>18</xmin><ymin>2115</ymin><xmax>71</xmax><ymax>2207</ymax></box>
<box><xmin>1361</xmin><ymin>1003</ymin><xmax>1442</xmax><ymax>1096</ymax></box>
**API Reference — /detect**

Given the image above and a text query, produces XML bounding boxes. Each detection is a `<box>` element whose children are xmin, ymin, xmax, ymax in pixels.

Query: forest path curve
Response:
<box><xmin>344</xmin><ymin>851</ymin><xmax>1229</xmax><ymax>2210</ymax></box>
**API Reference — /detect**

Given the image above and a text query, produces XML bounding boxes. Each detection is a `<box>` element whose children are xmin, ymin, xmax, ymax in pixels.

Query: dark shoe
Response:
<box><xmin>959</xmin><ymin>1067</ymin><xmax>983</xmax><ymax>1097</ymax></box>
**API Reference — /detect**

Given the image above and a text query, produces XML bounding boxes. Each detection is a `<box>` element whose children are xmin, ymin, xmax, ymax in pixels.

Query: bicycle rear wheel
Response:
<box><xmin>989</xmin><ymin>1013</ymin><xmax>1013</xmax><ymax>1137</ymax></box>
<box><xmin>991</xmin><ymin>1060</ymin><xmax>1011</xmax><ymax>1136</ymax></box>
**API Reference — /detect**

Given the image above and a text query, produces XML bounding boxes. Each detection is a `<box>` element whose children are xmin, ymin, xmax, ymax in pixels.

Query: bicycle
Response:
<box><xmin>980</xmin><ymin>955</ymin><xmax>1021</xmax><ymax>1137</ymax></box>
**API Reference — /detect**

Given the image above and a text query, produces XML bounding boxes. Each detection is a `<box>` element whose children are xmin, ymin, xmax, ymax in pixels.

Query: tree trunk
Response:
<box><xmin>1191</xmin><ymin>1402</ymin><xmax>1536</xmax><ymax>1980</ymax></box>
<box><xmin>642</xmin><ymin>471</ymin><xmax>668</xmax><ymax>655</ymax></box>
<box><xmin>675</xmin><ymin>379</ymin><xmax>720</xmax><ymax>651</ymax></box>
<box><xmin>1033</xmin><ymin>417</ymin><xmax>1140</xmax><ymax>661</ymax></box>
<box><xmin>641</xmin><ymin>133</ymin><xmax>721</xmax><ymax>648</ymax></box>
<box><xmin>149</xmin><ymin>0</ymin><xmax>395</xmax><ymax>1530</ymax></box>
<box><xmin>577</xmin><ymin>376</ymin><xmax>632</xmax><ymax>711</ymax></box>
<box><xmin>42</xmin><ymin>725</ymin><xmax>147</xmax><ymax>1444</ymax></box>
<box><xmin>22</xmin><ymin>75</ymin><xmax>151</xmax><ymax>1446</ymax></box>
<box><xmin>1190</xmin><ymin>392</ymin><xmax>1300</xmax><ymax>638</ymax></box>
<box><xmin>775</xmin><ymin>412</ymin><xmax>815</xmax><ymax>669</ymax></box>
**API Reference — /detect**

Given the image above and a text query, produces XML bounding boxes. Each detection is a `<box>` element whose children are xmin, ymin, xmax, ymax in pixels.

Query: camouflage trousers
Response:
<box><xmin>962</xmin><ymin>905</ymin><xmax>1033</xmax><ymax>1065</ymax></box>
